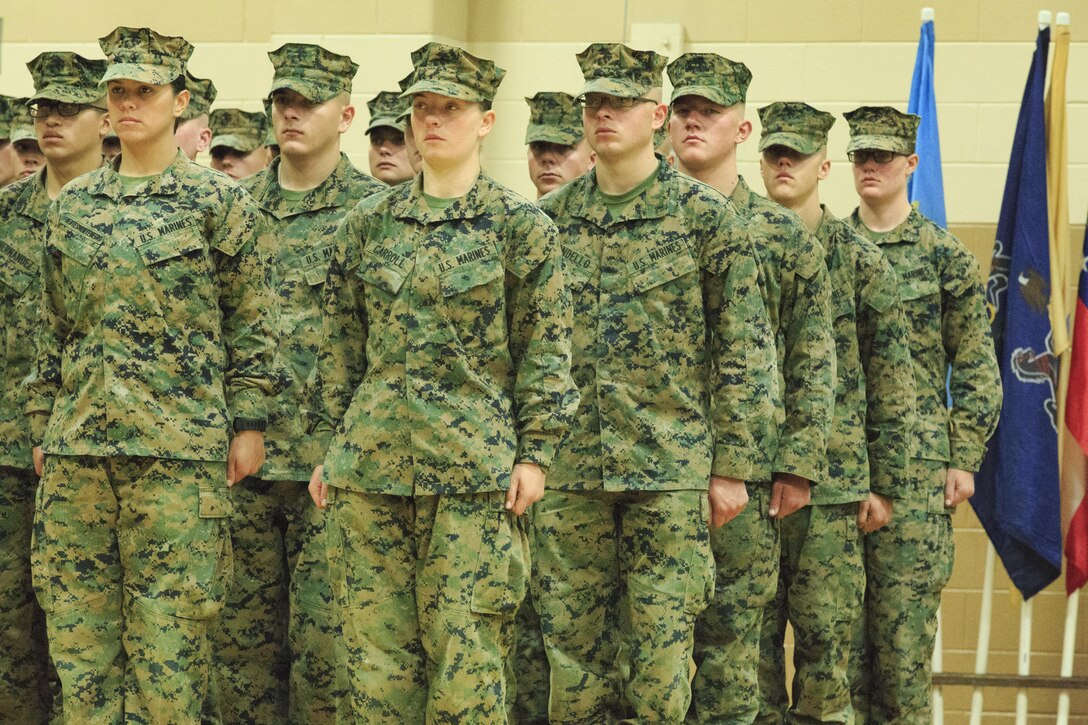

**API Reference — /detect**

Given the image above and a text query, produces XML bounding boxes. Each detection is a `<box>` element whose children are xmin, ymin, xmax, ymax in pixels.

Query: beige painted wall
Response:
<box><xmin>2</xmin><ymin>2</ymin><xmax>1087</xmax><ymax>722</ymax></box>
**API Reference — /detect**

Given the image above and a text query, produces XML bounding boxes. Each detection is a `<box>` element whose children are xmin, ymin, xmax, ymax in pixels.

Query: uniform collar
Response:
<box><xmin>849</xmin><ymin>205</ymin><xmax>923</xmax><ymax>246</ymax></box>
<box><xmin>248</xmin><ymin>153</ymin><xmax>362</xmax><ymax>220</ymax></box>
<box><xmin>89</xmin><ymin>148</ymin><xmax>191</xmax><ymax>200</ymax></box>
<box><xmin>391</xmin><ymin>170</ymin><xmax>498</xmax><ymax>224</ymax></box>
<box><xmin>14</xmin><ymin>168</ymin><xmax>52</xmax><ymax>224</ymax></box>
<box><xmin>728</xmin><ymin>175</ymin><xmax>758</xmax><ymax>215</ymax></box>
<box><xmin>570</xmin><ymin>156</ymin><xmax>677</xmax><ymax>228</ymax></box>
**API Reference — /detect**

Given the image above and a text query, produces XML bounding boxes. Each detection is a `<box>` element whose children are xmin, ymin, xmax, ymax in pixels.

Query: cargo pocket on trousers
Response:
<box><xmin>29</xmin><ymin>480</ymin><xmax>52</xmax><ymax>614</ymax></box>
<box><xmin>682</xmin><ymin>495</ymin><xmax>715</xmax><ymax>616</ymax></box>
<box><xmin>470</xmin><ymin>500</ymin><xmax>529</xmax><ymax>617</ymax></box>
<box><xmin>173</xmin><ymin>485</ymin><xmax>234</xmax><ymax>620</ymax></box>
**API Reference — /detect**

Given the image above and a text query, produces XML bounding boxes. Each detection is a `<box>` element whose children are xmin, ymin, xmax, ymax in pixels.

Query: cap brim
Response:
<box><xmin>269</xmin><ymin>79</ymin><xmax>339</xmax><ymax>103</ymax></box>
<box><xmin>101</xmin><ymin>63</ymin><xmax>179</xmax><ymax>85</ymax></box>
<box><xmin>10</xmin><ymin>128</ymin><xmax>38</xmax><ymax>144</ymax></box>
<box><xmin>211</xmin><ymin>134</ymin><xmax>261</xmax><ymax>153</ymax></box>
<box><xmin>757</xmin><ymin>131</ymin><xmax>822</xmax><ymax>154</ymax></box>
<box><xmin>669</xmin><ymin>85</ymin><xmax>740</xmax><ymax>107</ymax></box>
<box><xmin>366</xmin><ymin>116</ymin><xmax>404</xmax><ymax>134</ymax></box>
<box><xmin>30</xmin><ymin>86</ymin><xmax>105</xmax><ymax>105</ymax></box>
<box><xmin>400</xmin><ymin>80</ymin><xmax>487</xmax><ymax>103</ymax></box>
<box><xmin>579</xmin><ymin>78</ymin><xmax>650</xmax><ymax>98</ymax></box>
<box><xmin>525</xmin><ymin>126</ymin><xmax>583</xmax><ymax>146</ymax></box>
<box><xmin>846</xmin><ymin>135</ymin><xmax>913</xmax><ymax>154</ymax></box>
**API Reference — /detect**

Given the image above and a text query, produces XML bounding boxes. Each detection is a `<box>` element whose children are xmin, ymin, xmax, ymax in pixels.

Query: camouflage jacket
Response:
<box><xmin>242</xmin><ymin>154</ymin><xmax>383</xmax><ymax>481</ymax></box>
<box><xmin>309</xmin><ymin>172</ymin><xmax>578</xmax><ymax>495</ymax></box>
<box><xmin>27</xmin><ymin>151</ymin><xmax>279</xmax><ymax>461</ymax></box>
<box><xmin>538</xmin><ymin>159</ymin><xmax>776</xmax><ymax>491</ymax></box>
<box><xmin>0</xmin><ymin>171</ymin><xmax>49</xmax><ymax>470</ymax></box>
<box><xmin>815</xmin><ymin>206</ymin><xmax>914</xmax><ymax>504</ymax></box>
<box><xmin>848</xmin><ymin>208</ymin><xmax>1001</xmax><ymax>472</ymax></box>
<box><xmin>731</xmin><ymin>176</ymin><xmax>834</xmax><ymax>484</ymax></box>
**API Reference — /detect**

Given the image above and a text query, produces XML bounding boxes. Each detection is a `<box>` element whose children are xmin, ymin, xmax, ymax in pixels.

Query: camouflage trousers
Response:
<box><xmin>755</xmin><ymin>503</ymin><xmax>865</xmax><ymax>725</ymax></box>
<box><xmin>204</xmin><ymin>477</ymin><xmax>342</xmax><ymax>724</ymax></box>
<box><xmin>688</xmin><ymin>481</ymin><xmax>780</xmax><ymax>724</ymax></box>
<box><xmin>531</xmin><ymin>488</ymin><xmax>713</xmax><ymax>724</ymax></box>
<box><xmin>0</xmin><ymin>466</ymin><xmax>56</xmax><ymax>723</ymax></box>
<box><xmin>327</xmin><ymin>487</ymin><xmax>527</xmax><ymax>724</ymax></box>
<box><xmin>31</xmin><ymin>454</ymin><xmax>232</xmax><ymax>724</ymax></box>
<box><xmin>849</xmin><ymin>459</ymin><xmax>954</xmax><ymax>725</ymax></box>
<box><xmin>508</xmin><ymin>504</ymin><xmax>549</xmax><ymax>725</ymax></box>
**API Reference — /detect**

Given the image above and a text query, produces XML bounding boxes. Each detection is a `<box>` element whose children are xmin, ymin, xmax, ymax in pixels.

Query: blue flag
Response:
<box><xmin>907</xmin><ymin>18</ymin><xmax>947</xmax><ymax>228</ymax></box>
<box><xmin>974</xmin><ymin>27</ymin><xmax>1061</xmax><ymax>599</ymax></box>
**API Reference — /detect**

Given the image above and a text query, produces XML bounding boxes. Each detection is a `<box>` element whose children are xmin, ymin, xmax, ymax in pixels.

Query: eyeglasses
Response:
<box><xmin>576</xmin><ymin>94</ymin><xmax>657</xmax><ymax>110</ymax></box>
<box><xmin>28</xmin><ymin>101</ymin><xmax>107</xmax><ymax>118</ymax></box>
<box><xmin>847</xmin><ymin>149</ymin><xmax>899</xmax><ymax>164</ymax></box>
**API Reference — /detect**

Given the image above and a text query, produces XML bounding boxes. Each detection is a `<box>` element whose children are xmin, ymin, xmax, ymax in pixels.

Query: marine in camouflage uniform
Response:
<box><xmin>208</xmin><ymin>108</ymin><xmax>271</xmax><ymax>181</ymax></box>
<box><xmin>842</xmin><ymin>106</ymin><xmax>1001</xmax><ymax>724</ymax></box>
<box><xmin>175</xmin><ymin>71</ymin><xmax>216</xmax><ymax>161</ymax></box>
<box><xmin>750</xmin><ymin>102</ymin><xmax>915</xmax><ymax>724</ymax></box>
<box><xmin>0</xmin><ymin>51</ymin><xmax>109</xmax><ymax>723</ymax></box>
<box><xmin>307</xmin><ymin>42</ymin><xmax>577</xmax><ymax>724</ymax></box>
<box><xmin>534</xmin><ymin>43</ymin><xmax>776</xmax><ymax>724</ymax></box>
<box><xmin>666</xmin><ymin>54</ymin><xmax>835</xmax><ymax>725</ymax></box>
<box><xmin>205</xmin><ymin>44</ymin><xmax>382</xmax><ymax>725</ymax></box>
<box><xmin>366</xmin><ymin>90</ymin><xmax>415</xmax><ymax>186</ymax></box>
<box><xmin>523</xmin><ymin>91</ymin><xmax>595</xmax><ymax>199</ymax></box>
<box><xmin>0</xmin><ymin>96</ymin><xmax>25</xmax><ymax>186</ymax></box>
<box><xmin>26</xmin><ymin>28</ymin><xmax>278</xmax><ymax>724</ymax></box>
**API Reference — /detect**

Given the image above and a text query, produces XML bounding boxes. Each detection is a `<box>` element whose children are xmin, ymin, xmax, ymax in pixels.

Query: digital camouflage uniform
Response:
<box><xmin>209</xmin><ymin>108</ymin><xmax>269</xmax><ymax>155</ymax></box>
<box><xmin>308</xmin><ymin>42</ymin><xmax>578</xmax><ymax>725</ymax></box>
<box><xmin>752</xmin><ymin>103</ymin><xmax>916</xmax><ymax>725</ymax></box>
<box><xmin>842</xmin><ymin>107</ymin><xmax>1001</xmax><ymax>725</ymax></box>
<box><xmin>26</xmin><ymin>27</ymin><xmax>278</xmax><ymax>725</ymax></box>
<box><xmin>510</xmin><ymin>88</ymin><xmax>585</xmax><ymax>725</ymax></box>
<box><xmin>205</xmin><ymin>44</ymin><xmax>380</xmax><ymax>725</ymax></box>
<box><xmin>533</xmin><ymin>43</ymin><xmax>777</xmax><ymax>725</ymax></box>
<box><xmin>664</xmin><ymin>55</ymin><xmax>836</xmax><ymax>725</ymax></box>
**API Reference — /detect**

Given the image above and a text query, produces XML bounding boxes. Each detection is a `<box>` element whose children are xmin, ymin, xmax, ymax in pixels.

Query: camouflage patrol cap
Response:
<box><xmin>209</xmin><ymin>108</ymin><xmax>268</xmax><ymax>153</ymax></box>
<box><xmin>181</xmin><ymin>73</ymin><xmax>217</xmax><ymax>120</ymax></box>
<box><xmin>27</xmin><ymin>53</ymin><xmax>107</xmax><ymax>105</ymax></box>
<box><xmin>844</xmin><ymin>106</ymin><xmax>919</xmax><ymax>154</ymax></box>
<box><xmin>366</xmin><ymin>91</ymin><xmax>410</xmax><ymax>134</ymax></box>
<box><xmin>395</xmin><ymin>71</ymin><xmax>415</xmax><ymax>125</ymax></box>
<box><xmin>402</xmin><ymin>42</ymin><xmax>505</xmax><ymax>103</ymax></box>
<box><xmin>667</xmin><ymin>53</ymin><xmax>751</xmax><ymax>107</ymax></box>
<box><xmin>576</xmin><ymin>43</ymin><xmax>666</xmax><ymax>98</ymax></box>
<box><xmin>268</xmin><ymin>43</ymin><xmax>358</xmax><ymax>103</ymax></box>
<box><xmin>9</xmin><ymin>100</ymin><xmax>35</xmax><ymax>144</ymax></box>
<box><xmin>524</xmin><ymin>92</ymin><xmax>582</xmax><ymax>146</ymax></box>
<box><xmin>757</xmin><ymin>102</ymin><xmax>836</xmax><ymax>154</ymax></box>
<box><xmin>0</xmin><ymin>96</ymin><xmax>14</xmax><ymax>140</ymax></box>
<box><xmin>99</xmin><ymin>27</ymin><xmax>192</xmax><ymax>85</ymax></box>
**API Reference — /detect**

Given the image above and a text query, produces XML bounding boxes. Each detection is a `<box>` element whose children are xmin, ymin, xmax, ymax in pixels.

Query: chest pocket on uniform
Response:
<box><xmin>136</xmin><ymin>234</ymin><xmax>214</xmax><ymax>322</ymax></box>
<box><xmin>439</xmin><ymin>254</ymin><xmax>507</xmax><ymax>353</ymax></box>
<box><xmin>54</xmin><ymin>233</ymin><xmax>98</xmax><ymax>322</ymax></box>
<box><xmin>628</xmin><ymin>247</ymin><xmax>698</xmax><ymax>294</ymax></box>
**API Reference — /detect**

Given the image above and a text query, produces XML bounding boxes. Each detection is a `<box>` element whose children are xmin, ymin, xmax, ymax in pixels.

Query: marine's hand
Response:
<box><xmin>708</xmin><ymin>475</ymin><xmax>748</xmax><ymax>527</ymax></box>
<box><xmin>33</xmin><ymin>446</ymin><xmax>44</xmax><ymax>477</ymax></box>
<box><xmin>309</xmin><ymin>465</ymin><xmax>328</xmax><ymax>509</ymax></box>
<box><xmin>507</xmin><ymin>463</ymin><xmax>544</xmax><ymax>516</ymax></box>
<box><xmin>945</xmin><ymin>467</ymin><xmax>974</xmax><ymax>507</ymax></box>
<box><xmin>227</xmin><ymin>430</ymin><xmax>265</xmax><ymax>486</ymax></box>
<box><xmin>769</xmin><ymin>473</ymin><xmax>810</xmax><ymax>518</ymax></box>
<box><xmin>857</xmin><ymin>492</ymin><xmax>893</xmax><ymax>533</ymax></box>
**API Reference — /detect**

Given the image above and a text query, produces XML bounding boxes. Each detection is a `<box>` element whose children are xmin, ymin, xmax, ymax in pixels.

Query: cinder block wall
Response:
<box><xmin>2</xmin><ymin>2</ymin><xmax>1086</xmax><ymax>721</ymax></box>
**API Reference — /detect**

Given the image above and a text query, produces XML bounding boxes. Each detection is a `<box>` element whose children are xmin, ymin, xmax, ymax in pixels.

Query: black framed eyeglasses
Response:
<box><xmin>28</xmin><ymin>101</ymin><xmax>107</xmax><ymax>118</ymax></box>
<box><xmin>576</xmin><ymin>94</ymin><xmax>657</xmax><ymax>110</ymax></box>
<box><xmin>847</xmin><ymin>149</ymin><xmax>899</xmax><ymax>164</ymax></box>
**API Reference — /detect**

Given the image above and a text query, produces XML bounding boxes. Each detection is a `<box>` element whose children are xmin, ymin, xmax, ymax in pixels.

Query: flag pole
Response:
<box><xmin>968</xmin><ymin>542</ymin><xmax>996</xmax><ymax>725</ymax></box>
<box><xmin>1015</xmin><ymin>596</ymin><xmax>1033</xmax><ymax>725</ymax></box>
